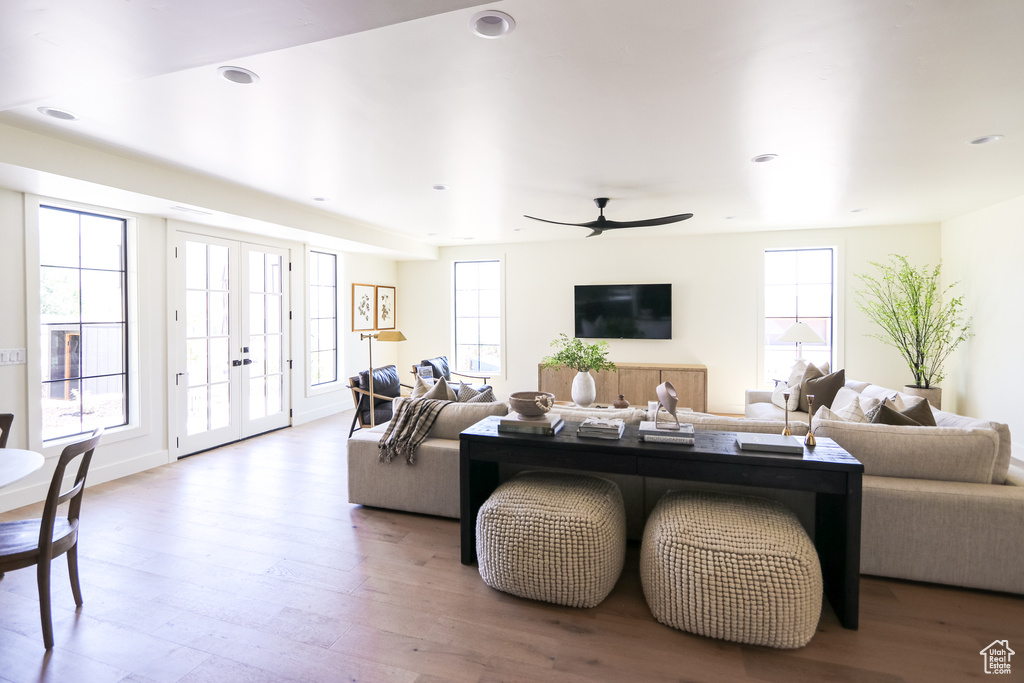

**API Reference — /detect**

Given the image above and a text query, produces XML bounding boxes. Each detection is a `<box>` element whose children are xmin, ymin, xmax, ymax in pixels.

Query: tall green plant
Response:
<box><xmin>541</xmin><ymin>333</ymin><xmax>616</xmax><ymax>373</ymax></box>
<box><xmin>854</xmin><ymin>255</ymin><xmax>971</xmax><ymax>388</ymax></box>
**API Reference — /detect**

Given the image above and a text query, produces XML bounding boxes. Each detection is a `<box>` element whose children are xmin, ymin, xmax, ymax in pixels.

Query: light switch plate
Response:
<box><xmin>0</xmin><ymin>348</ymin><xmax>27</xmax><ymax>366</ymax></box>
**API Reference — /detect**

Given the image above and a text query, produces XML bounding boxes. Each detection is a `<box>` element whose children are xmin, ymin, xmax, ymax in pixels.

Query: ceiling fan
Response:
<box><xmin>523</xmin><ymin>197</ymin><xmax>693</xmax><ymax>238</ymax></box>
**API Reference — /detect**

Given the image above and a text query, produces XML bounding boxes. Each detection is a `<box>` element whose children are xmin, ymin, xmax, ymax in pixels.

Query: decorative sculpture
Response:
<box><xmin>655</xmin><ymin>381</ymin><xmax>681</xmax><ymax>430</ymax></box>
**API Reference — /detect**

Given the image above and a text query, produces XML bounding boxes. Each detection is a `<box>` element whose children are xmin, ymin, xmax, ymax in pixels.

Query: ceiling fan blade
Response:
<box><xmin>585</xmin><ymin>227</ymin><xmax>604</xmax><ymax>238</ymax></box>
<box><xmin>523</xmin><ymin>214</ymin><xmax>593</xmax><ymax>227</ymax></box>
<box><xmin>602</xmin><ymin>213</ymin><xmax>694</xmax><ymax>229</ymax></box>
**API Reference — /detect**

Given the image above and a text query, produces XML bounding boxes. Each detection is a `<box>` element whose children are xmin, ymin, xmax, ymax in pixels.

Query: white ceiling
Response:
<box><xmin>1</xmin><ymin>0</ymin><xmax>1022</xmax><ymax>251</ymax></box>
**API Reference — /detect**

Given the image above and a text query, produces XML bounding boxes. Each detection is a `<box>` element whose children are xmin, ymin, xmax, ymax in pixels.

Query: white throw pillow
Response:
<box><xmin>834</xmin><ymin>395</ymin><xmax>879</xmax><ymax>423</ymax></box>
<box><xmin>787</xmin><ymin>360</ymin><xmax>809</xmax><ymax>387</ymax></box>
<box><xmin>421</xmin><ymin>376</ymin><xmax>456</xmax><ymax>401</ymax></box>
<box><xmin>771</xmin><ymin>381</ymin><xmax>801</xmax><ymax>411</ymax></box>
<box><xmin>816</xmin><ymin>405</ymin><xmax>843</xmax><ymax>422</ymax></box>
<box><xmin>830</xmin><ymin>386</ymin><xmax>860</xmax><ymax>413</ymax></box>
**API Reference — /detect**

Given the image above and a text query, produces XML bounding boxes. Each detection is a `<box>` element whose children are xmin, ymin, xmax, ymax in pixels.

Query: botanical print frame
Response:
<box><xmin>376</xmin><ymin>285</ymin><xmax>396</xmax><ymax>330</ymax></box>
<box><xmin>352</xmin><ymin>283</ymin><xmax>375</xmax><ymax>331</ymax></box>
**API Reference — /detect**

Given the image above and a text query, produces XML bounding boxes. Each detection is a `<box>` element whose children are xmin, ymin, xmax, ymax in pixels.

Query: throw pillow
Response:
<box><xmin>899</xmin><ymin>398</ymin><xmax>936</xmax><ymax>426</ymax></box>
<box><xmin>834</xmin><ymin>394</ymin><xmax>879</xmax><ymax>424</ymax></box>
<box><xmin>804</xmin><ymin>369</ymin><xmax>846</xmax><ymax>411</ymax></box>
<box><xmin>771</xmin><ymin>381</ymin><xmax>800</xmax><ymax>412</ymax></box>
<box><xmin>786</xmin><ymin>360</ymin><xmax>809</xmax><ymax>387</ymax></box>
<box><xmin>421</xmin><ymin>376</ymin><xmax>456</xmax><ymax>401</ymax></box>
<box><xmin>797</xmin><ymin>363</ymin><xmax>825</xmax><ymax>412</ymax></box>
<box><xmin>456</xmin><ymin>382</ymin><xmax>481</xmax><ymax>402</ymax></box>
<box><xmin>410</xmin><ymin>375</ymin><xmax>434</xmax><ymax>399</ymax></box>
<box><xmin>830</xmin><ymin>386</ymin><xmax>860</xmax><ymax>413</ymax></box>
<box><xmin>815</xmin><ymin>405</ymin><xmax>843</xmax><ymax>422</ymax></box>
<box><xmin>870</xmin><ymin>402</ymin><xmax>922</xmax><ymax>426</ymax></box>
<box><xmin>466</xmin><ymin>387</ymin><xmax>496</xmax><ymax>403</ymax></box>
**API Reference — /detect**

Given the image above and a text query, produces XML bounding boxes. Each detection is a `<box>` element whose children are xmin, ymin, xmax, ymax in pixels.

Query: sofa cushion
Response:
<box><xmin>465</xmin><ymin>386</ymin><xmax>497</xmax><ymax>403</ymax></box>
<box><xmin>834</xmin><ymin>392</ymin><xmax>878</xmax><ymax>423</ymax></box>
<box><xmin>771</xmin><ymin>381</ymin><xmax>800</xmax><ymax>411</ymax></box>
<box><xmin>804</xmin><ymin>369</ymin><xmax>846</xmax><ymax>411</ymax></box>
<box><xmin>428</xmin><ymin>400</ymin><xmax>509</xmax><ymax>439</ymax></box>
<box><xmin>934</xmin><ymin>411</ymin><xmax>1012</xmax><ymax>484</ymax></box>
<box><xmin>420</xmin><ymin>376</ymin><xmax>457</xmax><ymax>401</ymax></box>
<box><xmin>745</xmin><ymin>401</ymin><xmax>809</xmax><ymax>423</ymax></box>
<box><xmin>687</xmin><ymin>412</ymin><xmax>809</xmax><ymax>436</ymax></box>
<box><xmin>811</xmin><ymin>419</ymin><xmax>1000</xmax><ymax>484</ymax></box>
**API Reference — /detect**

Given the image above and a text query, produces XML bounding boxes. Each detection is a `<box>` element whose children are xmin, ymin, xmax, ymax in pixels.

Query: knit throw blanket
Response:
<box><xmin>378</xmin><ymin>398</ymin><xmax>450</xmax><ymax>465</ymax></box>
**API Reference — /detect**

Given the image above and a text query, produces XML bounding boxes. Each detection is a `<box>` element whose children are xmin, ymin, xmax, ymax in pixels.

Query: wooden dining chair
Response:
<box><xmin>0</xmin><ymin>428</ymin><xmax>102</xmax><ymax>649</ymax></box>
<box><xmin>0</xmin><ymin>413</ymin><xmax>13</xmax><ymax>447</ymax></box>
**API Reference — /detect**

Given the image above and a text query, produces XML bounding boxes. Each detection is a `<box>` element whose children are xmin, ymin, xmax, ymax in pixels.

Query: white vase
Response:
<box><xmin>571</xmin><ymin>371</ymin><xmax>597</xmax><ymax>407</ymax></box>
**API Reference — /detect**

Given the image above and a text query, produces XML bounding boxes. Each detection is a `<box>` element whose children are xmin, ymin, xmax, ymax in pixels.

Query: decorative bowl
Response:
<box><xmin>508</xmin><ymin>391</ymin><xmax>556</xmax><ymax>419</ymax></box>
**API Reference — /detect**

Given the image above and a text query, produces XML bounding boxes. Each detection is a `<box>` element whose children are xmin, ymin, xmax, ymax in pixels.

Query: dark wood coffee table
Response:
<box><xmin>460</xmin><ymin>417</ymin><xmax>864</xmax><ymax>629</ymax></box>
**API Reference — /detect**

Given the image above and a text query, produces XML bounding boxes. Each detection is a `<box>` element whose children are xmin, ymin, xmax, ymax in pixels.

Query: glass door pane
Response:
<box><xmin>185</xmin><ymin>242</ymin><xmax>233</xmax><ymax>436</ymax></box>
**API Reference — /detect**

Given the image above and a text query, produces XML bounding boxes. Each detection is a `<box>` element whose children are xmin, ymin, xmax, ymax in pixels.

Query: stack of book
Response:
<box><xmin>497</xmin><ymin>413</ymin><xmax>565</xmax><ymax>435</ymax></box>
<box><xmin>638</xmin><ymin>421</ymin><xmax>695</xmax><ymax>445</ymax></box>
<box><xmin>577</xmin><ymin>417</ymin><xmax>625</xmax><ymax>440</ymax></box>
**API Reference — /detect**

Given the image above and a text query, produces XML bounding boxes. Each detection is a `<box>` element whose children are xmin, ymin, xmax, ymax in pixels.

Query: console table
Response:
<box><xmin>538</xmin><ymin>362</ymin><xmax>707</xmax><ymax>411</ymax></box>
<box><xmin>460</xmin><ymin>417</ymin><xmax>863</xmax><ymax>629</ymax></box>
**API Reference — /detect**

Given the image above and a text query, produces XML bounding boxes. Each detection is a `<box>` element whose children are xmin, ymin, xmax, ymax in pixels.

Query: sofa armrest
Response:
<box><xmin>745</xmin><ymin>389</ymin><xmax>773</xmax><ymax>406</ymax></box>
<box><xmin>1005</xmin><ymin>463</ymin><xmax>1024</xmax><ymax>488</ymax></box>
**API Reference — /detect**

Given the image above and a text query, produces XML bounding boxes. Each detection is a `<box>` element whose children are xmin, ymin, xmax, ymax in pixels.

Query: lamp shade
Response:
<box><xmin>777</xmin><ymin>321</ymin><xmax>824</xmax><ymax>345</ymax></box>
<box><xmin>376</xmin><ymin>330</ymin><xmax>407</xmax><ymax>342</ymax></box>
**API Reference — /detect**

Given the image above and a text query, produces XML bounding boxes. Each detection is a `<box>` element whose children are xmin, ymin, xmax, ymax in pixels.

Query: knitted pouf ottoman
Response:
<box><xmin>476</xmin><ymin>471</ymin><xmax>626</xmax><ymax>608</ymax></box>
<box><xmin>640</xmin><ymin>490</ymin><xmax>822</xmax><ymax>648</ymax></box>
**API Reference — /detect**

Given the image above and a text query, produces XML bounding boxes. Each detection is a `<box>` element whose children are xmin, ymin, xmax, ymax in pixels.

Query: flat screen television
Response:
<box><xmin>574</xmin><ymin>283</ymin><xmax>672</xmax><ymax>339</ymax></box>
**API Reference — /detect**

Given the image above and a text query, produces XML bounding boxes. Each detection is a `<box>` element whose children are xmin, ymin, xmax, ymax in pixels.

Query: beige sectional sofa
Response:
<box><xmin>746</xmin><ymin>381</ymin><xmax>1023</xmax><ymax>594</ymax></box>
<box><xmin>348</xmin><ymin>390</ymin><xmax>1023</xmax><ymax>594</ymax></box>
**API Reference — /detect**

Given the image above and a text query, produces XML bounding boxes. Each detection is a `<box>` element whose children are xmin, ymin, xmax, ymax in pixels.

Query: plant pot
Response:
<box><xmin>904</xmin><ymin>385</ymin><xmax>942</xmax><ymax>410</ymax></box>
<box><xmin>571</xmin><ymin>371</ymin><xmax>597</xmax><ymax>407</ymax></box>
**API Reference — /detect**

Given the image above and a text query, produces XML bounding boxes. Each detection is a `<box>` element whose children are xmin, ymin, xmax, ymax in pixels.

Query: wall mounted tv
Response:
<box><xmin>574</xmin><ymin>284</ymin><xmax>672</xmax><ymax>340</ymax></box>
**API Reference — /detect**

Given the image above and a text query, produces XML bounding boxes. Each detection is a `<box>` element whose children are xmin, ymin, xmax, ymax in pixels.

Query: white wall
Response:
<box><xmin>942</xmin><ymin>193</ymin><xmax>1024</xmax><ymax>457</ymax></box>
<box><xmin>0</xmin><ymin>192</ymin><xmax>399</xmax><ymax>512</ymax></box>
<box><xmin>398</xmin><ymin>223</ymin><xmax>941</xmax><ymax>414</ymax></box>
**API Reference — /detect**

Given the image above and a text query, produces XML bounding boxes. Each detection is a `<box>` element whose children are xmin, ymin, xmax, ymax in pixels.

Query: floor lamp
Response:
<box><xmin>777</xmin><ymin>321</ymin><xmax>824</xmax><ymax>361</ymax></box>
<box><xmin>360</xmin><ymin>330</ymin><xmax>406</xmax><ymax>427</ymax></box>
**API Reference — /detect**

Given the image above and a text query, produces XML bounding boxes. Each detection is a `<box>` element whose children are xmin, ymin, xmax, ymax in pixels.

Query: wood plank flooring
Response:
<box><xmin>1</xmin><ymin>411</ymin><xmax>1021</xmax><ymax>682</ymax></box>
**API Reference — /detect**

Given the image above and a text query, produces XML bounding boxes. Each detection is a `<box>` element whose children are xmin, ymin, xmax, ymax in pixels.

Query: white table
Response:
<box><xmin>0</xmin><ymin>449</ymin><xmax>45</xmax><ymax>489</ymax></box>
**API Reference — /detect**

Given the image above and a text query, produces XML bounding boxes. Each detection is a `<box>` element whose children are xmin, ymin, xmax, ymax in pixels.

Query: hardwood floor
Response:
<box><xmin>1</xmin><ymin>411</ymin><xmax>1020</xmax><ymax>682</ymax></box>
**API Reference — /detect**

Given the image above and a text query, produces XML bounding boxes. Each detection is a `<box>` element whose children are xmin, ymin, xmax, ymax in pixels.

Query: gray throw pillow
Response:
<box><xmin>466</xmin><ymin>387</ymin><xmax>496</xmax><ymax>403</ymax></box>
<box><xmin>804</xmin><ymin>369</ymin><xmax>846</xmax><ymax>411</ymax></box>
<box><xmin>870</xmin><ymin>402</ymin><xmax>922</xmax><ymax>426</ymax></box>
<box><xmin>457</xmin><ymin>382</ymin><xmax>481</xmax><ymax>402</ymax></box>
<box><xmin>899</xmin><ymin>398</ymin><xmax>936</xmax><ymax>426</ymax></box>
<box><xmin>798</xmin><ymin>363</ymin><xmax>826</xmax><ymax>412</ymax></box>
<box><xmin>421</xmin><ymin>376</ymin><xmax>456</xmax><ymax>401</ymax></box>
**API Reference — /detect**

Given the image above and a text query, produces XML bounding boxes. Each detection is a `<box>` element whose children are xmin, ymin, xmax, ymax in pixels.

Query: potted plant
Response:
<box><xmin>854</xmin><ymin>255</ymin><xmax>971</xmax><ymax>408</ymax></box>
<box><xmin>541</xmin><ymin>333</ymin><xmax>617</xmax><ymax>407</ymax></box>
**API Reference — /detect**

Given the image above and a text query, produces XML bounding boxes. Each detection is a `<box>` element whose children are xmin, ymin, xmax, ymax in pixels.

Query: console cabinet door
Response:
<box><xmin>661</xmin><ymin>368</ymin><xmax>707</xmax><ymax>412</ymax></box>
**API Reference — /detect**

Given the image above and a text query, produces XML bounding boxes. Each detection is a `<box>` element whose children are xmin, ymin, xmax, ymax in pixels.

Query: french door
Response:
<box><xmin>172</xmin><ymin>233</ymin><xmax>290</xmax><ymax>456</ymax></box>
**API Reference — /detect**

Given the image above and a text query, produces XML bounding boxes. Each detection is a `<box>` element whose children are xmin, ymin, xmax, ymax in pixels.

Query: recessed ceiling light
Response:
<box><xmin>725</xmin><ymin>216</ymin><xmax>737</xmax><ymax>220</ymax></box>
<box><xmin>312</xmin><ymin>197</ymin><xmax>328</xmax><ymax>202</ymax></box>
<box><xmin>513</xmin><ymin>228</ymin><xmax>525</xmax><ymax>232</ymax></box>
<box><xmin>453</xmin><ymin>236</ymin><xmax>474</xmax><ymax>241</ymax></box>
<box><xmin>37</xmin><ymin>106</ymin><xmax>78</xmax><ymax>121</ymax></box>
<box><xmin>751</xmin><ymin>154</ymin><xmax>778</xmax><ymax>163</ymax></box>
<box><xmin>469</xmin><ymin>10</ymin><xmax>516</xmax><ymax>39</ymax></box>
<box><xmin>851</xmin><ymin>208</ymin><xmax>868</xmax><ymax>213</ymax></box>
<box><xmin>427</xmin><ymin>232</ymin><xmax>439</xmax><ymax>237</ymax></box>
<box><xmin>968</xmin><ymin>134</ymin><xmax>1003</xmax><ymax>145</ymax></box>
<box><xmin>432</xmin><ymin>184</ymin><xmax>450</xmax><ymax>191</ymax></box>
<box><xmin>218</xmin><ymin>66</ymin><xmax>260</xmax><ymax>85</ymax></box>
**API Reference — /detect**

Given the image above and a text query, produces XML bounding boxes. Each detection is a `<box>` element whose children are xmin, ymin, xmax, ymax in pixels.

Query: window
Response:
<box><xmin>39</xmin><ymin>206</ymin><xmax>128</xmax><ymax>441</ymax></box>
<box><xmin>764</xmin><ymin>248</ymin><xmax>833</xmax><ymax>383</ymax></box>
<box><xmin>454</xmin><ymin>260</ymin><xmax>502</xmax><ymax>374</ymax></box>
<box><xmin>308</xmin><ymin>250</ymin><xmax>338</xmax><ymax>386</ymax></box>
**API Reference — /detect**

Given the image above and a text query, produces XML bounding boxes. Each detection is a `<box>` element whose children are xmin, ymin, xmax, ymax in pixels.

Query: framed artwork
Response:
<box><xmin>352</xmin><ymin>283</ymin><xmax>375</xmax><ymax>331</ymax></box>
<box><xmin>376</xmin><ymin>285</ymin><xmax>396</xmax><ymax>330</ymax></box>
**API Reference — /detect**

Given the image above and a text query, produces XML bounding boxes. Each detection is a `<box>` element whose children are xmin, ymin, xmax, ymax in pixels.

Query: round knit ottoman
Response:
<box><xmin>476</xmin><ymin>471</ymin><xmax>626</xmax><ymax>608</ymax></box>
<box><xmin>640</xmin><ymin>490</ymin><xmax>822</xmax><ymax>648</ymax></box>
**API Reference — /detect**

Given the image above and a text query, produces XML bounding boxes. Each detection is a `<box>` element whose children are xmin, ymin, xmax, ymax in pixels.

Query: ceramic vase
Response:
<box><xmin>571</xmin><ymin>371</ymin><xmax>597</xmax><ymax>407</ymax></box>
<box><xmin>904</xmin><ymin>385</ymin><xmax>942</xmax><ymax>410</ymax></box>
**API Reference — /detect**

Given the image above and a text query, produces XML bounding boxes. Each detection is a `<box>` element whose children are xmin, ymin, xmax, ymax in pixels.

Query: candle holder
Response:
<box><xmin>804</xmin><ymin>394</ymin><xmax>816</xmax><ymax>447</ymax></box>
<box><xmin>781</xmin><ymin>391</ymin><xmax>792</xmax><ymax>436</ymax></box>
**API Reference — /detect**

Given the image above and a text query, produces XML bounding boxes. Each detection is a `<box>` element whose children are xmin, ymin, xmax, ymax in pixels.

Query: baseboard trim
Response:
<box><xmin>292</xmin><ymin>402</ymin><xmax>350</xmax><ymax>426</ymax></box>
<box><xmin>0</xmin><ymin>449</ymin><xmax>169</xmax><ymax>513</ymax></box>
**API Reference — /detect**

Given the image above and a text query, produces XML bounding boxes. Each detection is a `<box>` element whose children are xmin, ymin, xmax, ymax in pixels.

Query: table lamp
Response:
<box><xmin>777</xmin><ymin>321</ymin><xmax>824</xmax><ymax>361</ymax></box>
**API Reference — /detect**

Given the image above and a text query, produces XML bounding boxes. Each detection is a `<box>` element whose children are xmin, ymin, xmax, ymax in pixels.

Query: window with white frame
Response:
<box><xmin>454</xmin><ymin>260</ymin><xmax>501</xmax><ymax>374</ymax></box>
<box><xmin>39</xmin><ymin>205</ymin><xmax>129</xmax><ymax>441</ymax></box>
<box><xmin>308</xmin><ymin>250</ymin><xmax>338</xmax><ymax>386</ymax></box>
<box><xmin>764</xmin><ymin>248</ymin><xmax>833</xmax><ymax>383</ymax></box>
